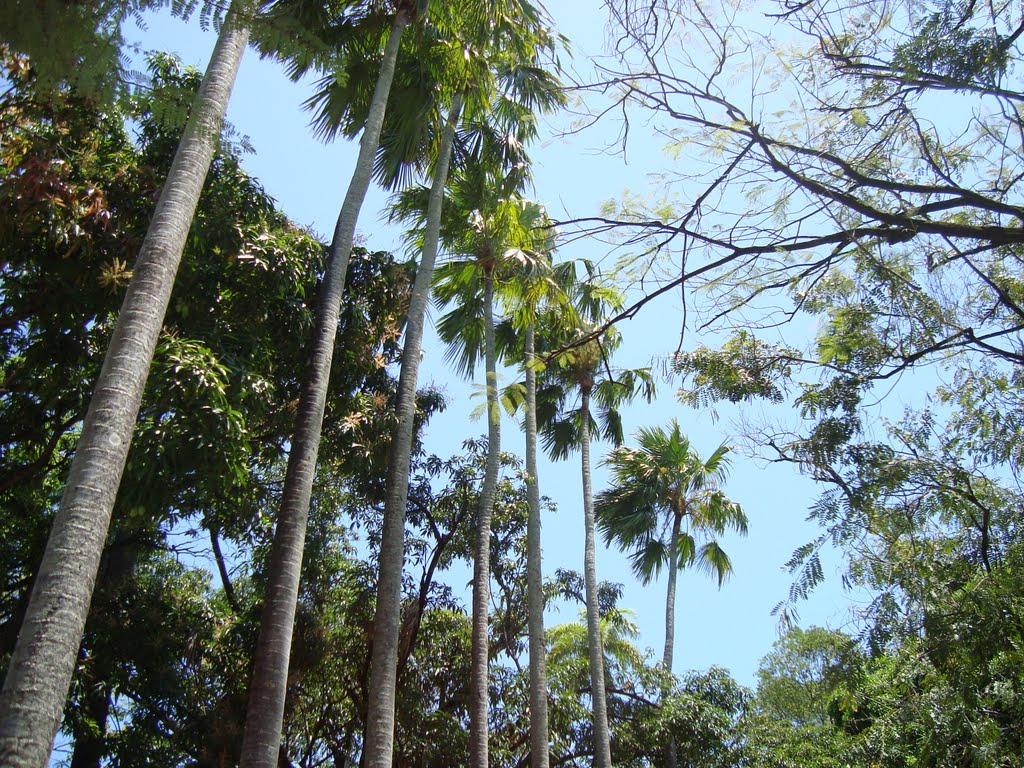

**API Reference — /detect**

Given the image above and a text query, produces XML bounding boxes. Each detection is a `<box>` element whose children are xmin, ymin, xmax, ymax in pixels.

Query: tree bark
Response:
<box><xmin>237</xmin><ymin>12</ymin><xmax>411</xmax><ymax>768</ymax></box>
<box><xmin>524</xmin><ymin>324</ymin><xmax>550</xmax><ymax>768</ymax></box>
<box><xmin>362</xmin><ymin>93</ymin><xmax>462</xmax><ymax>768</ymax></box>
<box><xmin>663</xmin><ymin>511</ymin><xmax>682</xmax><ymax>768</ymax></box>
<box><xmin>469</xmin><ymin>270</ymin><xmax>501</xmax><ymax>768</ymax></box>
<box><xmin>580</xmin><ymin>386</ymin><xmax>612</xmax><ymax>768</ymax></box>
<box><xmin>0</xmin><ymin>5</ymin><xmax>251</xmax><ymax>764</ymax></box>
<box><xmin>663</xmin><ymin>511</ymin><xmax>682</xmax><ymax>672</ymax></box>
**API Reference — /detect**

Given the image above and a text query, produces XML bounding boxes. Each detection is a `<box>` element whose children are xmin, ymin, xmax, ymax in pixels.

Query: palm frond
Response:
<box><xmin>696</xmin><ymin>540</ymin><xmax>734</xmax><ymax>587</ymax></box>
<box><xmin>594</xmin><ymin>419</ymin><xmax>745</xmax><ymax>592</ymax></box>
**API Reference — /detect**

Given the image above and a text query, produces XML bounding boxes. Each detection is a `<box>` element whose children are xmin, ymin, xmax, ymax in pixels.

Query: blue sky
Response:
<box><xmin>127</xmin><ymin>0</ymin><xmax>858</xmax><ymax>687</ymax></box>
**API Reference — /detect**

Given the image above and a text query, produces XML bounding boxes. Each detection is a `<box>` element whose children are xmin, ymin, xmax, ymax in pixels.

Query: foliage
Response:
<box><xmin>0</xmin><ymin>51</ymin><xmax>415</xmax><ymax>766</ymax></box>
<box><xmin>753</xmin><ymin>626</ymin><xmax>859</xmax><ymax>728</ymax></box>
<box><xmin>673</xmin><ymin>332</ymin><xmax>796</xmax><ymax>408</ymax></box>
<box><xmin>0</xmin><ymin>0</ymin><xmax>243</xmax><ymax>103</ymax></box>
<box><xmin>14</xmin><ymin>0</ymin><xmax>1024</xmax><ymax>764</ymax></box>
<box><xmin>736</xmin><ymin>626</ymin><xmax>860</xmax><ymax>768</ymax></box>
<box><xmin>0</xmin><ymin>0</ymin><xmax>150</xmax><ymax>100</ymax></box>
<box><xmin>545</xmin><ymin>608</ymin><xmax>746</xmax><ymax>768</ymax></box>
<box><xmin>596</xmin><ymin>420</ymin><xmax>746</xmax><ymax>587</ymax></box>
<box><xmin>532</xmin><ymin>265</ymin><xmax>656</xmax><ymax>460</ymax></box>
<box><xmin>585</xmin><ymin>1</ymin><xmax>1024</xmax><ymax>765</ymax></box>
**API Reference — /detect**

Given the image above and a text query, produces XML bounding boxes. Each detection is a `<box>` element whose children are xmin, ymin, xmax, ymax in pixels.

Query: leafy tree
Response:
<box><xmin>665</xmin><ymin>668</ymin><xmax>746</xmax><ymax>768</ymax></box>
<box><xmin>734</xmin><ymin>626</ymin><xmax>860</xmax><ymax>768</ymax></box>
<box><xmin>753</xmin><ymin>626</ymin><xmax>856</xmax><ymax>728</ymax></box>
<box><xmin>0</xmin><ymin>52</ymin><xmax>414</xmax><ymax>767</ymax></box>
<box><xmin>572</xmin><ymin>3</ymin><xmax>1024</xmax><ymax>765</ymax></box>
<box><xmin>0</xmin><ymin>0</ymin><xmax>155</xmax><ymax>99</ymax></box>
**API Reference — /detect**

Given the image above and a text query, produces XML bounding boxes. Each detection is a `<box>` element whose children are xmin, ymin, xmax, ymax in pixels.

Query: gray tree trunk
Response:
<box><xmin>470</xmin><ymin>271</ymin><xmax>501</xmax><ymax>768</ymax></box>
<box><xmin>664</xmin><ymin>512</ymin><xmax>682</xmax><ymax>768</ymax></box>
<box><xmin>524</xmin><ymin>325</ymin><xmax>550</xmax><ymax>768</ymax></box>
<box><xmin>0</xmin><ymin>6</ymin><xmax>251</xmax><ymax>765</ymax></box>
<box><xmin>362</xmin><ymin>93</ymin><xmax>462</xmax><ymax>768</ymax></box>
<box><xmin>237</xmin><ymin>12</ymin><xmax>410</xmax><ymax>768</ymax></box>
<box><xmin>663</xmin><ymin>512</ymin><xmax>682</xmax><ymax>671</ymax></box>
<box><xmin>580</xmin><ymin>386</ymin><xmax>613</xmax><ymax>768</ymax></box>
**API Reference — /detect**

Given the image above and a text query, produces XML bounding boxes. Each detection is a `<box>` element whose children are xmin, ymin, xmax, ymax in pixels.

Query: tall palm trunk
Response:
<box><xmin>663</xmin><ymin>511</ymin><xmax>682</xmax><ymax>768</ymax></box>
<box><xmin>0</xmin><ymin>6</ymin><xmax>251</xmax><ymax>764</ymax></box>
<box><xmin>524</xmin><ymin>324</ymin><xmax>549</xmax><ymax>768</ymax></box>
<box><xmin>363</xmin><ymin>93</ymin><xmax>462</xmax><ymax>768</ymax></box>
<box><xmin>238</xmin><ymin>12</ymin><xmax>410</xmax><ymax>768</ymax></box>
<box><xmin>470</xmin><ymin>270</ymin><xmax>501</xmax><ymax>767</ymax></box>
<box><xmin>580</xmin><ymin>384</ymin><xmax>613</xmax><ymax>768</ymax></box>
<box><xmin>663</xmin><ymin>510</ymin><xmax>682</xmax><ymax>671</ymax></box>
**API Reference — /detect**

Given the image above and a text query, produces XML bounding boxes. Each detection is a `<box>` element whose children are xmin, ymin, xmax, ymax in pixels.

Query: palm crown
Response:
<box><xmin>533</xmin><ymin>269</ymin><xmax>656</xmax><ymax>460</ymax></box>
<box><xmin>596</xmin><ymin>419</ymin><xmax>747</xmax><ymax>586</ymax></box>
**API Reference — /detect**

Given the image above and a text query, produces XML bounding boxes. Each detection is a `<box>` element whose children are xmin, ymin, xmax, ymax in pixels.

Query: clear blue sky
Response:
<box><xmin>129</xmin><ymin>0</ymin><xmax>857</xmax><ymax>687</ymax></box>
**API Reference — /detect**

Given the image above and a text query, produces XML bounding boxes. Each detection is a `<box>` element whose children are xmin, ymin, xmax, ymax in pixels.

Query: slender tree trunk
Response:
<box><xmin>663</xmin><ymin>512</ymin><xmax>682</xmax><ymax>768</ymax></box>
<box><xmin>0</xmin><ymin>6</ymin><xmax>251</xmax><ymax>764</ymax></box>
<box><xmin>362</xmin><ymin>93</ymin><xmax>462</xmax><ymax>768</ymax></box>
<box><xmin>470</xmin><ymin>271</ymin><xmax>501</xmax><ymax>768</ymax></box>
<box><xmin>210</xmin><ymin>528</ymin><xmax>242</xmax><ymax>614</ymax></box>
<box><xmin>524</xmin><ymin>324</ymin><xmax>550</xmax><ymax>768</ymax></box>
<box><xmin>580</xmin><ymin>385</ymin><xmax>612</xmax><ymax>768</ymax></box>
<box><xmin>663</xmin><ymin>512</ymin><xmax>681</xmax><ymax>672</ymax></box>
<box><xmin>238</xmin><ymin>13</ymin><xmax>411</xmax><ymax>768</ymax></box>
<box><xmin>69</xmin><ymin>681</ymin><xmax>110</xmax><ymax>768</ymax></box>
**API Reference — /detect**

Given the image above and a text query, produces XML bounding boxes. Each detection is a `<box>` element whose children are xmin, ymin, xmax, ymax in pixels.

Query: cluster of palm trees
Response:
<box><xmin>0</xmin><ymin>2</ymin><xmax>749</xmax><ymax>766</ymax></box>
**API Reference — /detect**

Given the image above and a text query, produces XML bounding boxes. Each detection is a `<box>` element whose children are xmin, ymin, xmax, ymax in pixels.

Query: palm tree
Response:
<box><xmin>596</xmin><ymin>421</ymin><xmax>746</xmax><ymax>671</ymax></box>
<box><xmin>523</xmin><ymin>318</ymin><xmax>550</xmax><ymax>768</ymax></box>
<box><xmin>547</xmin><ymin>607</ymin><xmax>646</xmax><ymax>696</ymax></box>
<box><xmin>571</xmin><ymin>333</ymin><xmax>614</xmax><ymax>768</ymax></box>
<box><xmin>546</xmin><ymin>606</ymin><xmax>646</xmax><ymax>764</ymax></box>
<box><xmin>239</xmin><ymin>3</ymin><xmax>424</xmax><ymax>765</ymax></box>
<box><xmin>595</xmin><ymin>420</ymin><xmax>746</xmax><ymax>767</ymax></box>
<box><xmin>361</xmin><ymin>90</ymin><xmax>463</xmax><ymax>768</ymax></box>
<box><xmin>500</xmin><ymin>227</ymin><xmax>564</xmax><ymax>768</ymax></box>
<box><xmin>243</xmin><ymin>0</ymin><xmax>545</xmax><ymax>762</ymax></box>
<box><xmin>538</xmin><ymin>281</ymin><xmax>655</xmax><ymax>768</ymax></box>
<box><xmin>366</xmin><ymin>6</ymin><xmax>563</xmax><ymax>766</ymax></box>
<box><xmin>395</xmin><ymin>189</ymin><xmax>561</xmax><ymax>766</ymax></box>
<box><xmin>0</xmin><ymin>3</ymin><xmax>252</xmax><ymax>764</ymax></box>
<box><xmin>432</xmin><ymin>192</ymin><xmax>556</xmax><ymax>767</ymax></box>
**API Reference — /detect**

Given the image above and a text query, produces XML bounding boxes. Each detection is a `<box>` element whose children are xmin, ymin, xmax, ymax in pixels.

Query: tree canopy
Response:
<box><xmin>6</xmin><ymin>0</ymin><xmax>1024</xmax><ymax>765</ymax></box>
